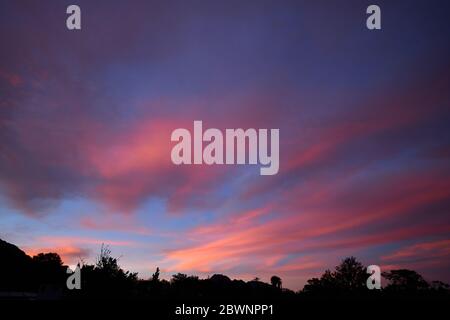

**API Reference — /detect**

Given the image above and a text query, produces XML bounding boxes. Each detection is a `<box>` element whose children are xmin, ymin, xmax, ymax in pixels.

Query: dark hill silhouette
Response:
<box><xmin>0</xmin><ymin>238</ymin><xmax>33</xmax><ymax>292</ymax></box>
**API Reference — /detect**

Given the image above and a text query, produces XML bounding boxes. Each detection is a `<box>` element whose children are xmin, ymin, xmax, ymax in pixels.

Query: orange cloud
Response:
<box><xmin>25</xmin><ymin>246</ymin><xmax>91</xmax><ymax>265</ymax></box>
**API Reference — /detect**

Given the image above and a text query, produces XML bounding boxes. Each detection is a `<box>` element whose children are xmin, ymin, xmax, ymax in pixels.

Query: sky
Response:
<box><xmin>0</xmin><ymin>0</ymin><xmax>449</xmax><ymax>290</ymax></box>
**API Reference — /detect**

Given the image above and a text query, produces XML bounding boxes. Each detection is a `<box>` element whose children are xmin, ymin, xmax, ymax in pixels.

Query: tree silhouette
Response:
<box><xmin>270</xmin><ymin>275</ymin><xmax>282</xmax><ymax>289</ymax></box>
<box><xmin>334</xmin><ymin>256</ymin><xmax>366</xmax><ymax>290</ymax></box>
<box><xmin>303</xmin><ymin>257</ymin><xmax>367</xmax><ymax>294</ymax></box>
<box><xmin>382</xmin><ymin>269</ymin><xmax>429</xmax><ymax>292</ymax></box>
<box><xmin>151</xmin><ymin>267</ymin><xmax>160</xmax><ymax>282</ymax></box>
<box><xmin>430</xmin><ymin>280</ymin><xmax>450</xmax><ymax>292</ymax></box>
<box><xmin>78</xmin><ymin>244</ymin><xmax>138</xmax><ymax>298</ymax></box>
<box><xmin>32</xmin><ymin>253</ymin><xmax>63</xmax><ymax>267</ymax></box>
<box><xmin>171</xmin><ymin>273</ymin><xmax>188</xmax><ymax>283</ymax></box>
<box><xmin>1</xmin><ymin>238</ymin><xmax>449</xmax><ymax>301</ymax></box>
<box><xmin>32</xmin><ymin>252</ymin><xmax>66</xmax><ymax>286</ymax></box>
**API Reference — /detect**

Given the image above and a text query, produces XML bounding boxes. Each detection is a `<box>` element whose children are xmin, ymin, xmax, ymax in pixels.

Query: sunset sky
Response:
<box><xmin>1</xmin><ymin>0</ymin><xmax>449</xmax><ymax>290</ymax></box>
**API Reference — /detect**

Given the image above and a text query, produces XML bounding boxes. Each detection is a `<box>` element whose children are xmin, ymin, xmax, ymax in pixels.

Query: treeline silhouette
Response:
<box><xmin>1</xmin><ymin>238</ymin><xmax>449</xmax><ymax>300</ymax></box>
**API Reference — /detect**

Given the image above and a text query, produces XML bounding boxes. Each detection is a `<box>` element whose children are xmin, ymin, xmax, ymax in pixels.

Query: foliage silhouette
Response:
<box><xmin>382</xmin><ymin>269</ymin><xmax>429</xmax><ymax>292</ymax></box>
<box><xmin>77</xmin><ymin>244</ymin><xmax>138</xmax><ymax>298</ymax></box>
<box><xmin>0</xmin><ymin>238</ymin><xmax>449</xmax><ymax>301</ymax></box>
<box><xmin>151</xmin><ymin>267</ymin><xmax>160</xmax><ymax>282</ymax></box>
<box><xmin>270</xmin><ymin>275</ymin><xmax>282</xmax><ymax>289</ymax></box>
<box><xmin>302</xmin><ymin>257</ymin><xmax>367</xmax><ymax>296</ymax></box>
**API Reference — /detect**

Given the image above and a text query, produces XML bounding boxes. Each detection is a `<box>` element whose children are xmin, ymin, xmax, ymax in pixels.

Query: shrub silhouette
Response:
<box><xmin>77</xmin><ymin>245</ymin><xmax>138</xmax><ymax>299</ymax></box>
<box><xmin>430</xmin><ymin>280</ymin><xmax>450</xmax><ymax>292</ymax></box>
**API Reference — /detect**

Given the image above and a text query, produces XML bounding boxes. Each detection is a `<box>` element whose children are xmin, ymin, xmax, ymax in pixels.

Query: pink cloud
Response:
<box><xmin>22</xmin><ymin>235</ymin><xmax>141</xmax><ymax>265</ymax></box>
<box><xmin>162</xmin><ymin>166</ymin><xmax>450</xmax><ymax>279</ymax></box>
<box><xmin>25</xmin><ymin>246</ymin><xmax>91</xmax><ymax>265</ymax></box>
<box><xmin>382</xmin><ymin>239</ymin><xmax>450</xmax><ymax>263</ymax></box>
<box><xmin>35</xmin><ymin>236</ymin><xmax>138</xmax><ymax>248</ymax></box>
